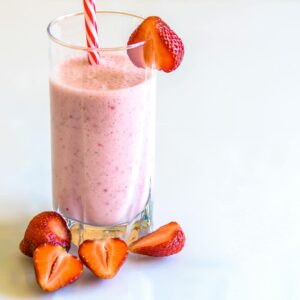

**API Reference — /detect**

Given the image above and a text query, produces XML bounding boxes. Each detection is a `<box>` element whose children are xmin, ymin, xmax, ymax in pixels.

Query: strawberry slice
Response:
<box><xmin>127</xmin><ymin>16</ymin><xmax>184</xmax><ymax>72</ymax></box>
<box><xmin>19</xmin><ymin>211</ymin><xmax>71</xmax><ymax>257</ymax></box>
<box><xmin>33</xmin><ymin>244</ymin><xmax>83</xmax><ymax>292</ymax></box>
<box><xmin>78</xmin><ymin>238</ymin><xmax>128</xmax><ymax>279</ymax></box>
<box><xmin>129</xmin><ymin>222</ymin><xmax>185</xmax><ymax>257</ymax></box>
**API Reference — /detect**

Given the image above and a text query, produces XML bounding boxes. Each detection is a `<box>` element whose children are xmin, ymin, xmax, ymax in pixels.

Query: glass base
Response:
<box><xmin>62</xmin><ymin>201</ymin><xmax>153</xmax><ymax>246</ymax></box>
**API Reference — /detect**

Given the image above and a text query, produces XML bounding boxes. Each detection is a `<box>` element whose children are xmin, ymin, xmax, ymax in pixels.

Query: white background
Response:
<box><xmin>1</xmin><ymin>0</ymin><xmax>300</xmax><ymax>299</ymax></box>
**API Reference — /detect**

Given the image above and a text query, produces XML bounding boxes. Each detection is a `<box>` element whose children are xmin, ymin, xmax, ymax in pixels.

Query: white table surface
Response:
<box><xmin>1</xmin><ymin>0</ymin><xmax>300</xmax><ymax>299</ymax></box>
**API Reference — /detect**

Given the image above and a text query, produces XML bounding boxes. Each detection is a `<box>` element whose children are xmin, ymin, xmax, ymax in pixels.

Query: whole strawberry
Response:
<box><xmin>19</xmin><ymin>211</ymin><xmax>71</xmax><ymax>257</ymax></box>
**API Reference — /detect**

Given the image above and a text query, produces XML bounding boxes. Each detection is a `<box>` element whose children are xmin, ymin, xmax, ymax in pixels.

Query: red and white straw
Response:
<box><xmin>83</xmin><ymin>0</ymin><xmax>100</xmax><ymax>65</ymax></box>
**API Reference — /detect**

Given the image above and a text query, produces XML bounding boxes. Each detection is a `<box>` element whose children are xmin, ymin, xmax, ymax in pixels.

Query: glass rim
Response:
<box><xmin>47</xmin><ymin>10</ymin><xmax>145</xmax><ymax>52</ymax></box>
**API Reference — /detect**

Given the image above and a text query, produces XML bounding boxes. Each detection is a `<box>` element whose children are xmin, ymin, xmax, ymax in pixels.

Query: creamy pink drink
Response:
<box><xmin>50</xmin><ymin>53</ymin><xmax>155</xmax><ymax>226</ymax></box>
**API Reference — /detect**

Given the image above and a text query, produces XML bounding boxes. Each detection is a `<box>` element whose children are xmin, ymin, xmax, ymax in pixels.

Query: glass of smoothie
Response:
<box><xmin>47</xmin><ymin>11</ymin><xmax>155</xmax><ymax>245</ymax></box>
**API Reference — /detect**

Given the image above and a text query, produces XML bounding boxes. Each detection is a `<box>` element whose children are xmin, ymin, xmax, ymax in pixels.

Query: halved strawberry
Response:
<box><xmin>33</xmin><ymin>244</ymin><xmax>83</xmax><ymax>292</ymax></box>
<box><xmin>19</xmin><ymin>211</ymin><xmax>71</xmax><ymax>257</ymax></box>
<box><xmin>129</xmin><ymin>222</ymin><xmax>185</xmax><ymax>257</ymax></box>
<box><xmin>78</xmin><ymin>238</ymin><xmax>128</xmax><ymax>279</ymax></box>
<box><xmin>127</xmin><ymin>16</ymin><xmax>184</xmax><ymax>72</ymax></box>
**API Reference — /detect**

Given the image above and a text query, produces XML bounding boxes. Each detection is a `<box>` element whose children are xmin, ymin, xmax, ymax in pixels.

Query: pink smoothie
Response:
<box><xmin>50</xmin><ymin>53</ymin><xmax>155</xmax><ymax>226</ymax></box>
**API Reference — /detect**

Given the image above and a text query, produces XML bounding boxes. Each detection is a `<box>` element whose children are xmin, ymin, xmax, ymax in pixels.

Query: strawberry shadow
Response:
<box><xmin>127</xmin><ymin>252</ymin><xmax>185</xmax><ymax>272</ymax></box>
<box><xmin>0</xmin><ymin>218</ymin><xmax>45</xmax><ymax>298</ymax></box>
<box><xmin>128</xmin><ymin>253</ymin><xmax>167</xmax><ymax>264</ymax></box>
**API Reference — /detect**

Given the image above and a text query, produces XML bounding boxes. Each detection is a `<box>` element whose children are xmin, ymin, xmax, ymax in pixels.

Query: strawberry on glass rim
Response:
<box><xmin>127</xmin><ymin>16</ymin><xmax>184</xmax><ymax>72</ymax></box>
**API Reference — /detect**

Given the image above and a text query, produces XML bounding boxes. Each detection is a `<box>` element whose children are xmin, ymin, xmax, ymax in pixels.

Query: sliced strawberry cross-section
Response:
<box><xmin>78</xmin><ymin>238</ymin><xmax>128</xmax><ymax>279</ymax></box>
<box><xmin>33</xmin><ymin>244</ymin><xmax>83</xmax><ymax>292</ymax></box>
<box><xmin>129</xmin><ymin>222</ymin><xmax>185</xmax><ymax>257</ymax></box>
<box><xmin>128</xmin><ymin>16</ymin><xmax>184</xmax><ymax>73</ymax></box>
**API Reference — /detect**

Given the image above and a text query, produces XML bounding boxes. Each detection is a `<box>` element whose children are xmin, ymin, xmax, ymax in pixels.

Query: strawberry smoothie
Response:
<box><xmin>50</xmin><ymin>53</ymin><xmax>155</xmax><ymax>226</ymax></box>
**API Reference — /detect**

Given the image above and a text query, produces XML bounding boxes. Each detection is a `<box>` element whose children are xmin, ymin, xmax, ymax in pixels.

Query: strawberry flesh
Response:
<box><xmin>19</xmin><ymin>211</ymin><xmax>71</xmax><ymax>257</ymax></box>
<box><xmin>33</xmin><ymin>244</ymin><xmax>83</xmax><ymax>292</ymax></box>
<box><xmin>128</xmin><ymin>16</ymin><xmax>184</xmax><ymax>72</ymax></box>
<box><xmin>78</xmin><ymin>238</ymin><xmax>128</xmax><ymax>279</ymax></box>
<box><xmin>129</xmin><ymin>222</ymin><xmax>185</xmax><ymax>257</ymax></box>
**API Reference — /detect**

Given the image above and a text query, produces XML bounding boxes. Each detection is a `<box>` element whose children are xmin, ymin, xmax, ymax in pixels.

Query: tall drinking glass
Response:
<box><xmin>47</xmin><ymin>11</ymin><xmax>155</xmax><ymax>245</ymax></box>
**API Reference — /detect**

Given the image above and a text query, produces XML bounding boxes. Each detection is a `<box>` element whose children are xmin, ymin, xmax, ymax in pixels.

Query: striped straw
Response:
<box><xmin>83</xmin><ymin>0</ymin><xmax>100</xmax><ymax>65</ymax></box>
